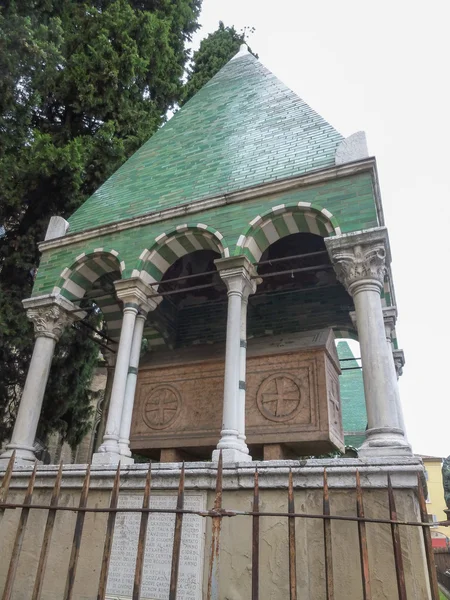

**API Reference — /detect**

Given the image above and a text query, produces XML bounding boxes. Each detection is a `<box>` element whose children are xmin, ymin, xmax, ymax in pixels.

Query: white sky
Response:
<box><xmin>191</xmin><ymin>0</ymin><xmax>450</xmax><ymax>458</ymax></box>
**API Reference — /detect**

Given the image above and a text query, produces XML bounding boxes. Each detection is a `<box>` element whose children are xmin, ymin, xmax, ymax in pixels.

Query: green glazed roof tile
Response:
<box><xmin>337</xmin><ymin>341</ymin><xmax>368</xmax><ymax>447</ymax></box>
<box><xmin>68</xmin><ymin>51</ymin><xmax>343</xmax><ymax>233</ymax></box>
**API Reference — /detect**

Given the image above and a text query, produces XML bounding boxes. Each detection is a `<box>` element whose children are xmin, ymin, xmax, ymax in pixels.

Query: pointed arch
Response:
<box><xmin>235</xmin><ymin>203</ymin><xmax>342</xmax><ymax>263</ymax></box>
<box><xmin>134</xmin><ymin>223</ymin><xmax>229</xmax><ymax>286</ymax></box>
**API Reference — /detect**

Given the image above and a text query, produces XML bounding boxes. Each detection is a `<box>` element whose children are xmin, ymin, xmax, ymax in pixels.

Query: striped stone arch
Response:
<box><xmin>54</xmin><ymin>249</ymin><xmax>125</xmax><ymax>341</ymax></box>
<box><xmin>235</xmin><ymin>203</ymin><xmax>342</xmax><ymax>263</ymax></box>
<box><xmin>134</xmin><ymin>223</ymin><xmax>229</xmax><ymax>287</ymax></box>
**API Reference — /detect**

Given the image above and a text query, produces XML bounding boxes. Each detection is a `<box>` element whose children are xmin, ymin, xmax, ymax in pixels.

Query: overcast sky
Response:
<box><xmin>191</xmin><ymin>0</ymin><xmax>450</xmax><ymax>458</ymax></box>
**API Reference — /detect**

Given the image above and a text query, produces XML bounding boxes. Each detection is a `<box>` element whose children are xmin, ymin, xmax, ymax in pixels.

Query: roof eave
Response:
<box><xmin>39</xmin><ymin>157</ymin><xmax>380</xmax><ymax>253</ymax></box>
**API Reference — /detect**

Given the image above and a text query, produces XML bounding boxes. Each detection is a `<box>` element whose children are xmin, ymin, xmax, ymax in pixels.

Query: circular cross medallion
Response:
<box><xmin>256</xmin><ymin>374</ymin><xmax>303</xmax><ymax>422</ymax></box>
<box><xmin>143</xmin><ymin>384</ymin><xmax>181</xmax><ymax>430</ymax></box>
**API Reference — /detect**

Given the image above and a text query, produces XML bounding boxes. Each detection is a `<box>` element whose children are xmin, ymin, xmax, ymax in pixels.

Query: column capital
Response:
<box><xmin>393</xmin><ymin>349</ymin><xmax>405</xmax><ymax>378</ymax></box>
<box><xmin>214</xmin><ymin>255</ymin><xmax>261</xmax><ymax>298</ymax></box>
<box><xmin>114</xmin><ymin>277</ymin><xmax>160</xmax><ymax>313</ymax></box>
<box><xmin>22</xmin><ymin>294</ymin><xmax>83</xmax><ymax>341</ymax></box>
<box><xmin>325</xmin><ymin>227</ymin><xmax>391</xmax><ymax>295</ymax></box>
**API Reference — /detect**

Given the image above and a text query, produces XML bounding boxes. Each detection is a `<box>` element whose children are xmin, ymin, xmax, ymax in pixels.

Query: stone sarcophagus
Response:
<box><xmin>131</xmin><ymin>329</ymin><xmax>344</xmax><ymax>460</ymax></box>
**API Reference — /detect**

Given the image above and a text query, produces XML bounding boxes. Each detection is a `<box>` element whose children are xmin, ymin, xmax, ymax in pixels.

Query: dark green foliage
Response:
<box><xmin>0</xmin><ymin>0</ymin><xmax>201</xmax><ymax>448</ymax></box>
<box><xmin>183</xmin><ymin>21</ymin><xmax>257</xmax><ymax>103</ymax></box>
<box><xmin>443</xmin><ymin>456</ymin><xmax>450</xmax><ymax>509</ymax></box>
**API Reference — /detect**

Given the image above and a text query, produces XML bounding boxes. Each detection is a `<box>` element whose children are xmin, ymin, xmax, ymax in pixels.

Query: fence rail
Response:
<box><xmin>0</xmin><ymin>451</ymin><xmax>442</xmax><ymax>600</ymax></box>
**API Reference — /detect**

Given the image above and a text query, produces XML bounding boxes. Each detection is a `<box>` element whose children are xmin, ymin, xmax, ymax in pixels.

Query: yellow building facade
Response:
<box><xmin>421</xmin><ymin>456</ymin><xmax>450</xmax><ymax>548</ymax></box>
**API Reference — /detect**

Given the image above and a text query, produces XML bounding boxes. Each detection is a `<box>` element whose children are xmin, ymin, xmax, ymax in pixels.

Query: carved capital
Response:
<box><xmin>215</xmin><ymin>256</ymin><xmax>261</xmax><ymax>299</ymax></box>
<box><xmin>27</xmin><ymin>304</ymin><xmax>76</xmax><ymax>341</ymax></box>
<box><xmin>325</xmin><ymin>228</ymin><xmax>390</xmax><ymax>295</ymax></box>
<box><xmin>114</xmin><ymin>277</ymin><xmax>160</xmax><ymax>313</ymax></box>
<box><xmin>331</xmin><ymin>242</ymin><xmax>386</xmax><ymax>292</ymax></box>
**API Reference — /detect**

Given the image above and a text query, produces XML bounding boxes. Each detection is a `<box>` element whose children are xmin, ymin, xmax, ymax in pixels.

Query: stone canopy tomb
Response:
<box><xmin>133</xmin><ymin>329</ymin><xmax>343</xmax><ymax>460</ymax></box>
<box><xmin>0</xmin><ymin>44</ymin><xmax>410</xmax><ymax>466</ymax></box>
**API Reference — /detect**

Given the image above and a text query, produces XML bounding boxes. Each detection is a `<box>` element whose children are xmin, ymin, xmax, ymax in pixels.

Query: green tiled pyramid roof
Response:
<box><xmin>68</xmin><ymin>49</ymin><xmax>344</xmax><ymax>234</ymax></box>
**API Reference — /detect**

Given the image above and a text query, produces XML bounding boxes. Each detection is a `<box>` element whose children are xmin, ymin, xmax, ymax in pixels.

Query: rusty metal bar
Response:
<box><xmin>132</xmin><ymin>463</ymin><xmax>152</xmax><ymax>600</ymax></box>
<box><xmin>64</xmin><ymin>463</ymin><xmax>92</xmax><ymax>600</ymax></box>
<box><xmin>169</xmin><ymin>463</ymin><xmax>185</xmax><ymax>600</ymax></box>
<box><xmin>416</xmin><ymin>473</ymin><xmax>440</xmax><ymax>600</ymax></box>
<box><xmin>323</xmin><ymin>469</ymin><xmax>334</xmax><ymax>600</ymax></box>
<box><xmin>288</xmin><ymin>469</ymin><xmax>297</xmax><ymax>600</ymax></box>
<box><xmin>388</xmin><ymin>474</ymin><xmax>407</xmax><ymax>600</ymax></box>
<box><xmin>0</xmin><ymin>451</ymin><xmax>15</xmax><ymax>525</ymax></box>
<box><xmin>254</xmin><ymin>263</ymin><xmax>333</xmax><ymax>280</ymax></box>
<box><xmin>0</xmin><ymin>500</ymin><xmax>443</xmax><ymax>527</ymax></box>
<box><xmin>252</xmin><ymin>469</ymin><xmax>259</xmax><ymax>600</ymax></box>
<box><xmin>97</xmin><ymin>464</ymin><xmax>121</xmax><ymax>600</ymax></box>
<box><xmin>207</xmin><ymin>452</ymin><xmax>223</xmax><ymax>600</ymax></box>
<box><xmin>355</xmin><ymin>470</ymin><xmax>371</xmax><ymax>600</ymax></box>
<box><xmin>0</xmin><ymin>501</ymin><xmax>442</xmax><ymax>527</ymax></box>
<box><xmin>76</xmin><ymin>318</ymin><xmax>118</xmax><ymax>345</ymax></box>
<box><xmin>31</xmin><ymin>461</ymin><xmax>63</xmax><ymax>600</ymax></box>
<box><xmin>256</xmin><ymin>249</ymin><xmax>329</xmax><ymax>266</ymax></box>
<box><xmin>155</xmin><ymin>282</ymin><xmax>218</xmax><ymax>297</ymax></box>
<box><xmin>2</xmin><ymin>461</ymin><xmax>37</xmax><ymax>600</ymax></box>
<box><xmin>0</xmin><ymin>452</ymin><xmax>15</xmax><ymax>504</ymax></box>
<box><xmin>156</xmin><ymin>269</ymin><xmax>218</xmax><ymax>286</ymax></box>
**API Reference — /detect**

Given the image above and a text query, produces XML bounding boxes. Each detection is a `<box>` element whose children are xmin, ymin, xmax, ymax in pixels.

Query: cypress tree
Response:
<box><xmin>0</xmin><ymin>6</ymin><xmax>256</xmax><ymax>449</ymax></box>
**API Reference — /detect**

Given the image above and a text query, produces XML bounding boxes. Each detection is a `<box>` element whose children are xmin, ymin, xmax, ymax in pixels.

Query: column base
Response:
<box><xmin>118</xmin><ymin>442</ymin><xmax>131</xmax><ymax>457</ymax></box>
<box><xmin>92</xmin><ymin>451</ymin><xmax>134</xmax><ymax>466</ymax></box>
<box><xmin>358</xmin><ymin>427</ymin><xmax>412</xmax><ymax>458</ymax></box>
<box><xmin>0</xmin><ymin>444</ymin><xmax>37</xmax><ymax>466</ymax></box>
<box><xmin>212</xmin><ymin>448</ymin><xmax>252</xmax><ymax>463</ymax></box>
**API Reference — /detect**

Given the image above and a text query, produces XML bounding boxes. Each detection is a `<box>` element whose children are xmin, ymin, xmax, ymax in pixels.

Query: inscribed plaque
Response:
<box><xmin>106</xmin><ymin>492</ymin><xmax>206</xmax><ymax>600</ymax></box>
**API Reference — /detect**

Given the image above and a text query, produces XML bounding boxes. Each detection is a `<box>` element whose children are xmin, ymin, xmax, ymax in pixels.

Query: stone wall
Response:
<box><xmin>0</xmin><ymin>457</ymin><xmax>432</xmax><ymax>599</ymax></box>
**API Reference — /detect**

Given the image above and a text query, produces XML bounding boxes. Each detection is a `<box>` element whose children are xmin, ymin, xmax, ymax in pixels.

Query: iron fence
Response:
<box><xmin>0</xmin><ymin>451</ymin><xmax>443</xmax><ymax>600</ymax></box>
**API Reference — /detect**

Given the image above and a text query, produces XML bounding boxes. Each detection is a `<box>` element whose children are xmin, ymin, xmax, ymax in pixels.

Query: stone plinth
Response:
<box><xmin>0</xmin><ymin>457</ymin><xmax>433</xmax><ymax>599</ymax></box>
<box><xmin>132</xmin><ymin>330</ymin><xmax>343</xmax><ymax>460</ymax></box>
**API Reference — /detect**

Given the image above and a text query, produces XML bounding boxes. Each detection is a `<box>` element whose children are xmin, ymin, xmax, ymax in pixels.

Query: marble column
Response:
<box><xmin>325</xmin><ymin>228</ymin><xmax>411</xmax><ymax>457</ymax></box>
<box><xmin>212</xmin><ymin>256</ymin><xmax>259</xmax><ymax>463</ymax></box>
<box><xmin>382</xmin><ymin>307</ymin><xmax>407</xmax><ymax>435</ymax></box>
<box><xmin>93</xmin><ymin>279</ymin><xmax>156</xmax><ymax>465</ymax></box>
<box><xmin>92</xmin><ymin>349</ymin><xmax>116</xmax><ymax>454</ymax></box>
<box><xmin>0</xmin><ymin>296</ymin><xmax>80</xmax><ymax>465</ymax></box>
<box><xmin>237</xmin><ymin>279</ymin><xmax>260</xmax><ymax>449</ymax></box>
<box><xmin>119</xmin><ymin>307</ymin><xmax>153</xmax><ymax>458</ymax></box>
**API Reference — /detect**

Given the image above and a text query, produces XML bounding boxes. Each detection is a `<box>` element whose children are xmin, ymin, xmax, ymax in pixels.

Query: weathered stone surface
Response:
<box><xmin>335</xmin><ymin>131</ymin><xmax>369</xmax><ymax>165</ymax></box>
<box><xmin>44</xmin><ymin>216</ymin><xmax>69</xmax><ymax>241</ymax></box>
<box><xmin>132</xmin><ymin>330</ymin><xmax>344</xmax><ymax>459</ymax></box>
<box><xmin>0</xmin><ymin>455</ymin><xmax>427</xmax><ymax>489</ymax></box>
